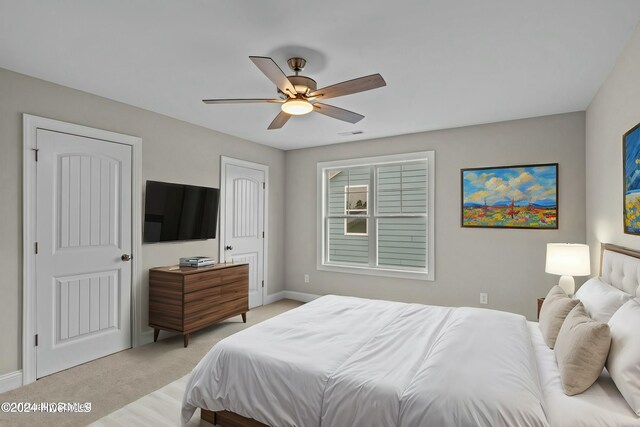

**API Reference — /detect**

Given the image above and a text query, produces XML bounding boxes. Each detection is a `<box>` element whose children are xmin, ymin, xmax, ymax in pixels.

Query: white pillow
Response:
<box><xmin>574</xmin><ymin>277</ymin><xmax>632</xmax><ymax>323</ymax></box>
<box><xmin>607</xmin><ymin>299</ymin><xmax>640</xmax><ymax>415</ymax></box>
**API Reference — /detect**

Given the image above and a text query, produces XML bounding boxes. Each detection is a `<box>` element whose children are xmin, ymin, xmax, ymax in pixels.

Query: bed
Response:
<box><xmin>181</xmin><ymin>243</ymin><xmax>640</xmax><ymax>427</ymax></box>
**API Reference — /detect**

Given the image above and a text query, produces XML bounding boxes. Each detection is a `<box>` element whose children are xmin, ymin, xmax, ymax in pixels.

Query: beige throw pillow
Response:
<box><xmin>554</xmin><ymin>302</ymin><xmax>611</xmax><ymax>396</ymax></box>
<box><xmin>539</xmin><ymin>286</ymin><xmax>578</xmax><ymax>348</ymax></box>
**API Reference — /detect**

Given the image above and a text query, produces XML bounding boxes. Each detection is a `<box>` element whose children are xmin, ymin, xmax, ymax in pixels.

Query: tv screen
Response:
<box><xmin>143</xmin><ymin>180</ymin><xmax>219</xmax><ymax>243</ymax></box>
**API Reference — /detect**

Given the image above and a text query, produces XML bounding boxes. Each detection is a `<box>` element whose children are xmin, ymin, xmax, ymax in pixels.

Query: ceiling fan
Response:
<box><xmin>203</xmin><ymin>56</ymin><xmax>386</xmax><ymax>130</ymax></box>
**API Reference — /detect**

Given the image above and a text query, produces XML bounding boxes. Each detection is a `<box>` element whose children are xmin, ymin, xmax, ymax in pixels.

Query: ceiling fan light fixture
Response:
<box><xmin>281</xmin><ymin>99</ymin><xmax>313</xmax><ymax>115</ymax></box>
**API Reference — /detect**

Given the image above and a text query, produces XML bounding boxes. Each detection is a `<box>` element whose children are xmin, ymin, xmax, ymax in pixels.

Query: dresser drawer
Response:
<box><xmin>220</xmin><ymin>280</ymin><xmax>248</xmax><ymax>303</ymax></box>
<box><xmin>221</xmin><ymin>265</ymin><xmax>249</xmax><ymax>284</ymax></box>
<box><xmin>184</xmin><ymin>287</ymin><xmax>221</xmax><ymax>319</ymax></box>
<box><xmin>184</xmin><ymin>270</ymin><xmax>223</xmax><ymax>293</ymax></box>
<box><xmin>184</xmin><ymin>286</ymin><xmax>221</xmax><ymax>303</ymax></box>
<box><xmin>185</xmin><ymin>296</ymin><xmax>248</xmax><ymax>333</ymax></box>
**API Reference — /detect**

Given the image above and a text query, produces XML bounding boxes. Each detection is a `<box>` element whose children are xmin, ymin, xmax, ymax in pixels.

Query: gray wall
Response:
<box><xmin>0</xmin><ymin>68</ymin><xmax>285</xmax><ymax>376</ymax></box>
<box><xmin>285</xmin><ymin>112</ymin><xmax>587</xmax><ymax>320</ymax></box>
<box><xmin>586</xmin><ymin>24</ymin><xmax>640</xmax><ymax>268</ymax></box>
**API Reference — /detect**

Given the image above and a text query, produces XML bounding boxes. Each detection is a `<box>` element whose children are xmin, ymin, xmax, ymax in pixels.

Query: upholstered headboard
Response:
<box><xmin>600</xmin><ymin>243</ymin><xmax>640</xmax><ymax>298</ymax></box>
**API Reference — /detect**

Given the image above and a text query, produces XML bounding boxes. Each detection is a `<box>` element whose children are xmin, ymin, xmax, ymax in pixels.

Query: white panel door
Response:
<box><xmin>36</xmin><ymin>129</ymin><xmax>132</xmax><ymax>378</ymax></box>
<box><xmin>224</xmin><ymin>164</ymin><xmax>265</xmax><ymax>308</ymax></box>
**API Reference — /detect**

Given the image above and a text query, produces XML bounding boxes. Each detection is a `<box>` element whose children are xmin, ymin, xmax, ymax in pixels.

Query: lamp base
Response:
<box><xmin>558</xmin><ymin>275</ymin><xmax>575</xmax><ymax>296</ymax></box>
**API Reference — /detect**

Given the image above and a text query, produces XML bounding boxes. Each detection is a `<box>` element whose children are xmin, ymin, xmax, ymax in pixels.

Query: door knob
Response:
<box><xmin>225</xmin><ymin>245</ymin><xmax>233</xmax><ymax>251</ymax></box>
<box><xmin>121</xmin><ymin>254</ymin><xmax>132</xmax><ymax>261</ymax></box>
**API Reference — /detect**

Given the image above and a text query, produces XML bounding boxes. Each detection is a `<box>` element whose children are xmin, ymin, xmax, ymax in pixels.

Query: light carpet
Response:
<box><xmin>90</xmin><ymin>374</ymin><xmax>208</xmax><ymax>427</ymax></box>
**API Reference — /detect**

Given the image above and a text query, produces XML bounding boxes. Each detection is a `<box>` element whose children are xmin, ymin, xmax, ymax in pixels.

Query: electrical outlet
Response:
<box><xmin>480</xmin><ymin>293</ymin><xmax>488</xmax><ymax>305</ymax></box>
<box><xmin>304</xmin><ymin>274</ymin><xmax>310</xmax><ymax>283</ymax></box>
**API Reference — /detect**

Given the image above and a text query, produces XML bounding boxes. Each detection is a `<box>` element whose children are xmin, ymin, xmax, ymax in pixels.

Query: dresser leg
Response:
<box><xmin>153</xmin><ymin>328</ymin><xmax>160</xmax><ymax>342</ymax></box>
<box><xmin>183</xmin><ymin>334</ymin><xmax>189</xmax><ymax>348</ymax></box>
<box><xmin>242</xmin><ymin>312</ymin><xmax>247</xmax><ymax>323</ymax></box>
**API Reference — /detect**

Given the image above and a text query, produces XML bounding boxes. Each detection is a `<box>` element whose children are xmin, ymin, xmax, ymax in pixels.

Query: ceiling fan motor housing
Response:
<box><xmin>282</xmin><ymin>75</ymin><xmax>317</xmax><ymax>96</ymax></box>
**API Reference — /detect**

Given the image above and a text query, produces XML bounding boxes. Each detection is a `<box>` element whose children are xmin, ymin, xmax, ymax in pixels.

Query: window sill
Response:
<box><xmin>317</xmin><ymin>263</ymin><xmax>434</xmax><ymax>281</ymax></box>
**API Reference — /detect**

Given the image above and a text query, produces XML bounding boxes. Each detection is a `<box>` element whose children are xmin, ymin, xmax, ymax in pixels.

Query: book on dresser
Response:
<box><xmin>148</xmin><ymin>262</ymin><xmax>249</xmax><ymax>347</ymax></box>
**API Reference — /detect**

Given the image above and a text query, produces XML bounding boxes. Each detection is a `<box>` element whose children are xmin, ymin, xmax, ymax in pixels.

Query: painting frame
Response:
<box><xmin>460</xmin><ymin>163</ymin><xmax>559</xmax><ymax>230</ymax></box>
<box><xmin>623</xmin><ymin>121</ymin><xmax>640</xmax><ymax>235</ymax></box>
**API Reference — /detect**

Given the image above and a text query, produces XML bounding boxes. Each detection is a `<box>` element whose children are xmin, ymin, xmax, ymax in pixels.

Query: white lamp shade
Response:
<box><xmin>545</xmin><ymin>243</ymin><xmax>591</xmax><ymax>276</ymax></box>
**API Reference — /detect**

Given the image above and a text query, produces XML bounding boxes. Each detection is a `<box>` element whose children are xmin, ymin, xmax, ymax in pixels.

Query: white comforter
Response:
<box><xmin>182</xmin><ymin>295</ymin><xmax>548</xmax><ymax>427</ymax></box>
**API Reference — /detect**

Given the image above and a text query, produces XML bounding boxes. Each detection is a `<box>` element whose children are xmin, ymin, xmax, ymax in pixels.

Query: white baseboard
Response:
<box><xmin>0</xmin><ymin>370</ymin><xmax>23</xmax><ymax>393</ymax></box>
<box><xmin>264</xmin><ymin>290</ymin><xmax>321</xmax><ymax>305</ymax></box>
<box><xmin>264</xmin><ymin>291</ymin><xmax>285</xmax><ymax>305</ymax></box>
<box><xmin>139</xmin><ymin>329</ymin><xmax>155</xmax><ymax>346</ymax></box>
<box><xmin>282</xmin><ymin>290</ymin><xmax>321</xmax><ymax>303</ymax></box>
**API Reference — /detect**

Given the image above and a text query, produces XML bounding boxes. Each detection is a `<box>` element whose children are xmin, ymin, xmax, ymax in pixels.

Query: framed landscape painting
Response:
<box><xmin>624</xmin><ymin>122</ymin><xmax>640</xmax><ymax>235</ymax></box>
<box><xmin>461</xmin><ymin>163</ymin><xmax>558</xmax><ymax>229</ymax></box>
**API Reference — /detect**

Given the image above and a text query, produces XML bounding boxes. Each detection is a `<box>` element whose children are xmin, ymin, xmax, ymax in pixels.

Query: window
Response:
<box><xmin>317</xmin><ymin>151</ymin><xmax>435</xmax><ymax>280</ymax></box>
<box><xmin>344</xmin><ymin>185</ymin><xmax>368</xmax><ymax>235</ymax></box>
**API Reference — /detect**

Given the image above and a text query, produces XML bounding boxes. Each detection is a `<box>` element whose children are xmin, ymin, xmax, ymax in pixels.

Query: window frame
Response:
<box><xmin>317</xmin><ymin>151</ymin><xmax>435</xmax><ymax>281</ymax></box>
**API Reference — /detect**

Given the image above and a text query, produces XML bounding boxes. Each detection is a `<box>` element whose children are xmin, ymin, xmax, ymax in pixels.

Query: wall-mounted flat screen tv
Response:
<box><xmin>143</xmin><ymin>180</ymin><xmax>219</xmax><ymax>243</ymax></box>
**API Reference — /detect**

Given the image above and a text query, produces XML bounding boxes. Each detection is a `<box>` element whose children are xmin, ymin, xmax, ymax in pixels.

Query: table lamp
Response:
<box><xmin>545</xmin><ymin>243</ymin><xmax>590</xmax><ymax>295</ymax></box>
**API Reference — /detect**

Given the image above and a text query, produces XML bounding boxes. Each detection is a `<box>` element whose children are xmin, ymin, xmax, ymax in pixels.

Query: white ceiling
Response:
<box><xmin>1</xmin><ymin>1</ymin><xmax>639</xmax><ymax>150</ymax></box>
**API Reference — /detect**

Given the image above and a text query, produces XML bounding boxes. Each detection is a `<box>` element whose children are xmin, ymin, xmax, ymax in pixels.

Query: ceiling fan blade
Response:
<box><xmin>249</xmin><ymin>56</ymin><xmax>297</xmax><ymax>98</ymax></box>
<box><xmin>202</xmin><ymin>98</ymin><xmax>284</xmax><ymax>104</ymax></box>
<box><xmin>309</xmin><ymin>74</ymin><xmax>386</xmax><ymax>101</ymax></box>
<box><xmin>313</xmin><ymin>103</ymin><xmax>364</xmax><ymax>124</ymax></box>
<box><xmin>268</xmin><ymin>111</ymin><xmax>292</xmax><ymax>130</ymax></box>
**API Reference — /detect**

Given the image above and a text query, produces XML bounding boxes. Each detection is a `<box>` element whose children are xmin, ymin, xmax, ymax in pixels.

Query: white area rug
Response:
<box><xmin>90</xmin><ymin>374</ymin><xmax>212</xmax><ymax>427</ymax></box>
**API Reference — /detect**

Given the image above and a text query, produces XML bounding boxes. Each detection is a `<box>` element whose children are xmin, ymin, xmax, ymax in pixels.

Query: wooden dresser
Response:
<box><xmin>149</xmin><ymin>262</ymin><xmax>249</xmax><ymax>347</ymax></box>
